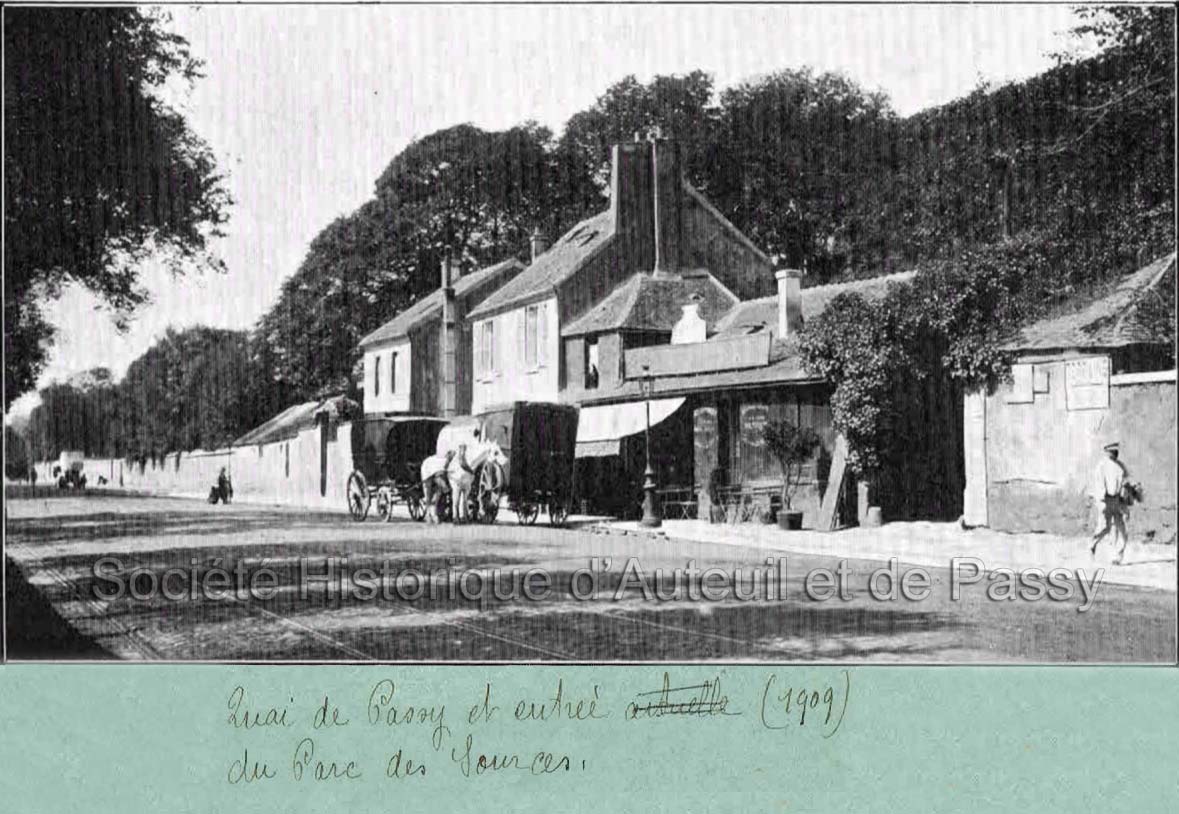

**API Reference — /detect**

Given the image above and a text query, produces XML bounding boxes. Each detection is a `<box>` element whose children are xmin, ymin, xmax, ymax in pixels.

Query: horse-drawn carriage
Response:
<box><xmin>55</xmin><ymin>451</ymin><xmax>86</xmax><ymax>489</ymax></box>
<box><xmin>423</xmin><ymin>402</ymin><xmax>579</xmax><ymax>526</ymax></box>
<box><xmin>346</xmin><ymin>415</ymin><xmax>450</xmax><ymax>521</ymax></box>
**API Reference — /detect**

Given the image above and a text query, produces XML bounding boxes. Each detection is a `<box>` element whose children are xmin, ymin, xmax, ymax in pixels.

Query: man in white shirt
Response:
<box><xmin>1090</xmin><ymin>442</ymin><xmax>1129</xmax><ymax>563</ymax></box>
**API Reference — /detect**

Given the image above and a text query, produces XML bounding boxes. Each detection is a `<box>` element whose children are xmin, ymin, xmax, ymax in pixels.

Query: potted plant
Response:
<box><xmin>762</xmin><ymin>419</ymin><xmax>821</xmax><ymax>530</ymax></box>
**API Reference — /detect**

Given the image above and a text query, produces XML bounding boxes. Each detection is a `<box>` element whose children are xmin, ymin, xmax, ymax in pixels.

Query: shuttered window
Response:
<box><xmin>390</xmin><ymin>352</ymin><xmax>397</xmax><ymax>393</ymax></box>
<box><xmin>537</xmin><ymin>301</ymin><xmax>548</xmax><ymax>367</ymax></box>
<box><xmin>524</xmin><ymin>305</ymin><xmax>540</xmax><ymax>368</ymax></box>
<box><xmin>488</xmin><ymin>319</ymin><xmax>497</xmax><ymax>375</ymax></box>
<box><xmin>477</xmin><ymin>320</ymin><xmax>497</xmax><ymax>379</ymax></box>
<box><xmin>374</xmin><ymin>354</ymin><xmax>381</xmax><ymax>395</ymax></box>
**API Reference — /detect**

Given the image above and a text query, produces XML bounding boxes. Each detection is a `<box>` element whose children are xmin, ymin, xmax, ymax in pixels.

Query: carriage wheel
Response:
<box><xmin>516</xmin><ymin>502</ymin><xmax>539</xmax><ymax>525</ymax></box>
<box><xmin>406</xmin><ymin>487</ymin><xmax>426</xmax><ymax>522</ymax></box>
<box><xmin>347</xmin><ymin>471</ymin><xmax>370</xmax><ymax>521</ymax></box>
<box><xmin>548</xmin><ymin>499</ymin><xmax>570</xmax><ymax>528</ymax></box>
<box><xmin>476</xmin><ymin>462</ymin><xmax>502</xmax><ymax>524</ymax></box>
<box><xmin>374</xmin><ymin>486</ymin><xmax>392</xmax><ymax>521</ymax></box>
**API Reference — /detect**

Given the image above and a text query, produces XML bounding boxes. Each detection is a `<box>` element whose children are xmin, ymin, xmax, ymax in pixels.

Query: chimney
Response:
<box><xmin>671</xmin><ymin>293</ymin><xmax>706</xmax><ymax>344</ymax></box>
<box><xmin>609</xmin><ymin>140</ymin><xmax>655</xmax><ymax>271</ymax></box>
<box><xmin>775</xmin><ymin>268</ymin><xmax>803</xmax><ymax>338</ymax></box>
<box><xmin>650</xmin><ymin>137</ymin><xmax>683</xmax><ymax>276</ymax></box>
<box><xmin>530</xmin><ymin>226</ymin><xmax>550</xmax><ymax>264</ymax></box>
<box><xmin>440</xmin><ymin>249</ymin><xmax>457</xmax><ymax>417</ymax></box>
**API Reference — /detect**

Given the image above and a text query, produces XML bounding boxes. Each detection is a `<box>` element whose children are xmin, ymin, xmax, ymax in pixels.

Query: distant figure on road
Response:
<box><xmin>29</xmin><ymin>467</ymin><xmax>37</xmax><ymax>490</ymax></box>
<box><xmin>208</xmin><ymin>467</ymin><xmax>233</xmax><ymax>505</ymax></box>
<box><xmin>1091</xmin><ymin>442</ymin><xmax>1130</xmax><ymax>563</ymax></box>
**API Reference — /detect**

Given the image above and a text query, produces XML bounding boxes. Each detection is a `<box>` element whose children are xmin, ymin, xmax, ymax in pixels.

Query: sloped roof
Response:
<box><xmin>561</xmin><ymin>271</ymin><xmax>739</xmax><ymax>336</ymax></box>
<box><xmin>358</xmin><ymin>258</ymin><xmax>524</xmax><ymax>348</ymax></box>
<box><xmin>1004</xmin><ymin>253</ymin><xmax>1176</xmax><ymax>352</ymax></box>
<box><xmin>233</xmin><ymin>401</ymin><xmax>322</xmax><ymax>447</ymax></box>
<box><xmin>713</xmin><ymin>270</ymin><xmax>917</xmax><ymax>338</ymax></box>
<box><xmin>467</xmin><ymin>211</ymin><xmax>616</xmax><ymax>319</ymax></box>
<box><xmin>233</xmin><ymin>395</ymin><xmax>357</xmax><ymax>447</ymax></box>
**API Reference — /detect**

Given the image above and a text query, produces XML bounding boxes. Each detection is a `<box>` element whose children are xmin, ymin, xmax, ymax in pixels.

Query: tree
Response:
<box><xmin>761</xmin><ymin>419</ymin><xmax>820</xmax><ymax>512</ymax></box>
<box><xmin>3</xmin><ymin>7</ymin><xmax>232</xmax><ymax>409</ymax></box>
<box><xmin>4</xmin><ymin>426</ymin><xmax>32</xmax><ymax>481</ymax></box>
<box><xmin>712</xmin><ymin>69</ymin><xmax>896</xmax><ymax>279</ymax></box>
<box><xmin>559</xmin><ymin>71</ymin><xmax>719</xmax><ymax>190</ymax></box>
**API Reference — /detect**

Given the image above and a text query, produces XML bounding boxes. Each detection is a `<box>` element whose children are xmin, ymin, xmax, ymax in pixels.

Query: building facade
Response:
<box><xmin>357</xmin><ymin>256</ymin><xmax>524</xmax><ymax>417</ymax></box>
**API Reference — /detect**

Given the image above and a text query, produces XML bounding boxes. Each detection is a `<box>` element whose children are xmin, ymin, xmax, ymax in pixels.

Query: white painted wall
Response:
<box><xmin>34</xmin><ymin>422</ymin><xmax>357</xmax><ymax>512</ymax></box>
<box><xmin>364</xmin><ymin>340</ymin><xmax>411</xmax><ymax>414</ymax></box>
<box><xmin>471</xmin><ymin>296</ymin><xmax>560</xmax><ymax>412</ymax></box>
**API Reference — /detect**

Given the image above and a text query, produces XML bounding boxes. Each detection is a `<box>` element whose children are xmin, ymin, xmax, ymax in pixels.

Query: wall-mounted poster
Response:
<box><xmin>1065</xmin><ymin>355</ymin><xmax>1110</xmax><ymax>411</ymax></box>
<box><xmin>740</xmin><ymin>403</ymin><xmax>769</xmax><ymax>447</ymax></box>
<box><xmin>693</xmin><ymin>406</ymin><xmax>717</xmax><ymax>451</ymax></box>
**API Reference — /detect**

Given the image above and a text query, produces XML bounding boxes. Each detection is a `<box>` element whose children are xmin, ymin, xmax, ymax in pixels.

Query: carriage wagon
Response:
<box><xmin>473</xmin><ymin>401</ymin><xmax>580</xmax><ymax>526</ymax></box>
<box><xmin>56</xmin><ymin>451</ymin><xmax>86</xmax><ymax>489</ymax></box>
<box><xmin>346</xmin><ymin>415</ymin><xmax>450</xmax><ymax>521</ymax></box>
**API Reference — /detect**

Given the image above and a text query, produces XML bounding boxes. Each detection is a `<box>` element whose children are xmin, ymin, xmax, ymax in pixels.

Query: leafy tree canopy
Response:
<box><xmin>4</xmin><ymin>7</ymin><xmax>232</xmax><ymax>409</ymax></box>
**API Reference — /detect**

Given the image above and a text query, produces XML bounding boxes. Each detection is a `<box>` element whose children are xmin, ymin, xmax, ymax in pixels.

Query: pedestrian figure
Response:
<box><xmin>29</xmin><ymin>467</ymin><xmax>37</xmax><ymax>491</ymax></box>
<box><xmin>1091</xmin><ymin>441</ymin><xmax>1129</xmax><ymax>564</ymax></box>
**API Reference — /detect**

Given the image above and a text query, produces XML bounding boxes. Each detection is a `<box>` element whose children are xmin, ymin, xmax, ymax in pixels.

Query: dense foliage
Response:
<box><xmin>23</xmin><ymin>328</ymin><xmax>270</xmax><ymax>461</ymax></box>
<box><xmin>800</xmin><ymin>7</ymin><xmax>1175</xmax><ymax>480</ymax></box>
<box><xmin>4</xmin><ymin>7</ymin><xmax>232</xmax><ymax>409</ymax></box>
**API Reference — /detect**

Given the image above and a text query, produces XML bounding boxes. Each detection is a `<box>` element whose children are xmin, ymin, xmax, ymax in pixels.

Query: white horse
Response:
<box><xmin>420</xmin><ymin>434</ymin><xmax>507</xmax><ymax>523</ymax></box>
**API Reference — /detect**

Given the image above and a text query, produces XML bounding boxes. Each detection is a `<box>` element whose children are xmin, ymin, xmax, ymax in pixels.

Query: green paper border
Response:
<box><xmin>2</xmin><ymin>665</ymin><xmax>1176</xmax><ymax>811</ymax></box>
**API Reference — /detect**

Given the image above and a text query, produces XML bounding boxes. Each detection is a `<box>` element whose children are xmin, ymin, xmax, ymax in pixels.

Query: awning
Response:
<box><xmin>575</xmin><ymin>397</ymin><xmax>686</xmax><ymax>458</ymax></box>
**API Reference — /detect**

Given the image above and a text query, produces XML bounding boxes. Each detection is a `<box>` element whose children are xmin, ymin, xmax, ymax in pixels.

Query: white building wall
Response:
<box><xmin>471</xmin><ymin>296</ymin><xmax>560</xmax><ymax>413</ymax></box>
<box><xmin>363</xmin><ymin>340</ymin><xmax>411</xmax><ymax>414</ymax></box>
<box><xmin>34</xmin><ymin>422</ymin><xmax>357</xmax><ymax>512</ymax></box>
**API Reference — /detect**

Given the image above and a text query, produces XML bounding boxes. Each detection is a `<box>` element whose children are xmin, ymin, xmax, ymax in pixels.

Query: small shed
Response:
<box><xmin>962</xmin><ymin>253</ymin><xmax>1176</xmax><ymax>538</ymax></box>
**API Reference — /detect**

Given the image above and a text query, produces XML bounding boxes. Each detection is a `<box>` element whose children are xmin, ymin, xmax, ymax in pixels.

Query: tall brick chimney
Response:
<box><xmin>440</xmin><ymin>249</ymin><xmax>457</xmax><ymax>417</ymax></box>
<box><xmin>609</xmin><ymin>140</ymin><xmax>655</xmax><ymax>272</ymax></box>
<box><xmin>651</xmin><ymin>138</ymin><xmax>683</xmax><ymax>276</ymax></box>
<box><xmin>530</xmin><ymin>226</ymin><xmax>550</xmax><ymax>264</ymax></box>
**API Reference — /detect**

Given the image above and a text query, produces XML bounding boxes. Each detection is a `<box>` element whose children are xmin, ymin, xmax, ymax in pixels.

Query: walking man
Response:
<box><xmin>1090</xmin><ymin>441</ymin><xmax>1129</xmax><ymax>564</ymax></box>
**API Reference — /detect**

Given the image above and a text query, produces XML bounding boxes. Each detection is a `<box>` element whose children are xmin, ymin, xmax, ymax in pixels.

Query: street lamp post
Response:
<box><xmin>640</xmin><ymin>364</ymin><xmax>662</xmax><ymax>528</ymax></box>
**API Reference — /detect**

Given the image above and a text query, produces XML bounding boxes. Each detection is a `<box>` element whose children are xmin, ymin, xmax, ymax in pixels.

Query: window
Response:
<box><xmin>585</xmin><ymin>338</ymin><xmax>600</xmax><ymax>389</ymax></box>
<box><xmin>477</xmin><ymin>321</ymin><xmax>496</xmax><ymax>379</ymax></box>
<box><xmin>390</xmin><ymin>352</ymin><xmax>397</xmax><ymax>394</ymax></box>
<box><xmin>374</xmin><ymin>354</ymin><xmax>381</xmax><ymax>395</ymax></box>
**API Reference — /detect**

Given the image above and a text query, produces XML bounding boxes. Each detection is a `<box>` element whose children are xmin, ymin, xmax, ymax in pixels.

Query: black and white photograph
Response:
<box><xmin>4</xmin><ymin>2</ymin><xmax>1176</xmax><ymax>664</ymax></box>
